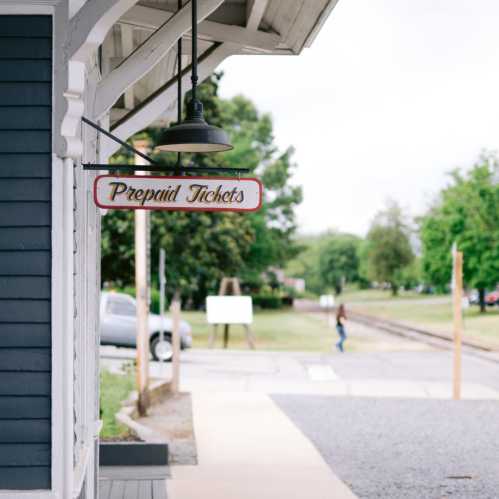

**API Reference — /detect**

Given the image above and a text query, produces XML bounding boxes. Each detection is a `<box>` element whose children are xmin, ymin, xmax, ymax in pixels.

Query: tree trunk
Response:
<box><xmin>479</xmin><ymin>288</ymin><xmax>486</xmax><ymax>313</ymax></box>
<box><xmin>391</xmin><ymin>283</ymin><xmax>399</xmax><ymax>296</ymax></box>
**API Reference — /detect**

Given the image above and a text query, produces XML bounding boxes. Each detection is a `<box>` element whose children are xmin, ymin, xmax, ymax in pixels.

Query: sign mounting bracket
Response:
<box><xmin>81</xmin><ymin>117</ymin><xmax>249</xmax><ymax>175</ymax></box>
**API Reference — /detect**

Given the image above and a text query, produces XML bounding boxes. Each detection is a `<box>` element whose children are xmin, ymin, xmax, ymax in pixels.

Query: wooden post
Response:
<box><xmin>452</xmin><ymin>249</ymin><xmax>464</xmax><ymax>400</ymax></box>
<box><xmin>170</xmin><ymin>297</ymin><xmax>181</xmax><ymax>394</ymax></box>
<box><xmin>223</xmin><ymin>324</ymin><xmax>230</xmax><ymax>349</ymax></box>
<box><xmin>159</xmin><ymin>248</ymin><xmax>166</xmax><ymax>361</ymax></box>
<box><xmin>134</xmin><ymin>139</ymin><xmax>150</xmax><ymax>415</ymax></box>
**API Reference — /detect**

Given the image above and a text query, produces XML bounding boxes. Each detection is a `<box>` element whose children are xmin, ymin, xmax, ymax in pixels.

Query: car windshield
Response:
<box><xmin>107</xmin><ymin>296</ymin><xmax>136</xmax><ymax>316</ymax></box>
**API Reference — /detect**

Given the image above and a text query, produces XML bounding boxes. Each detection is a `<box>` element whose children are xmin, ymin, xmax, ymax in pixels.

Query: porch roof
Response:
<box><xmin>95</xmin><ymin>0</ymin><xmax>338</xmax><ymax>157</ymax></box>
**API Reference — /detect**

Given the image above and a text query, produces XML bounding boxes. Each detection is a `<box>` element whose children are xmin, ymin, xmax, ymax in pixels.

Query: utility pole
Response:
<box><xmin>452</xmin><ymin>245</ymin><xmax>464</xmax><ymax>400</ymax></box>
<box><xmin>134</xmin><ymin>139</ymin><xmax>150</xmax><ymax>415</ymax></box>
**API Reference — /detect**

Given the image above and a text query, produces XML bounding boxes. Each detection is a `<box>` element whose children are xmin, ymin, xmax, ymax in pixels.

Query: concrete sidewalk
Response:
<box><xmin>167</xmin><ymin>391</ymin><xmax>357</xmax><ymax>499</ymax></box>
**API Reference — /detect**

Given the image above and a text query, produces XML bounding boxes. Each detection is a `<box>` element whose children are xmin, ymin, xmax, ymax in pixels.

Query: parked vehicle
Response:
<box><xmin>100</xmin><ymin>291</ymin><xmax>192</xmax><ymax>361</ymax></box>
<box><xmin>468</xmin><ymin>289</ymin><xmax>499</xmax><ymax>307</ymax></box>
<box><xmin>485</xmin><ymin>290</ymin><xmax>499</xmax><ymax>306</ymax></box>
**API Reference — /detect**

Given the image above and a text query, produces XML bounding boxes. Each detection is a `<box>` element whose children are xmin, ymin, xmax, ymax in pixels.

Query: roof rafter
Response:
<box><xmin>246</xmin><ymin>0</ymin><xmax>269</xmax><ymax>30</ymax></box>
<box><xmin>119</xmin><ymin>5</ymin><xmax>281</xmax><ymax>52</ymax></box>
<box><xmin>94</xmin><ymin>0</ymin><xmax>224</xmax><ymax>119</ymax></box>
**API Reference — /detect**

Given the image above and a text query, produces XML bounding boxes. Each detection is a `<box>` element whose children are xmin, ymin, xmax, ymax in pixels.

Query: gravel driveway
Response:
<box><xmin>273</xmin><ymin>395</ymin><xmax>499</xmax><ymax>499</ymax></box>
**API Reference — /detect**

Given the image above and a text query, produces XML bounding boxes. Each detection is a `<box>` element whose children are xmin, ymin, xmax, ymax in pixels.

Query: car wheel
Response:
<box><xmin>151</xmin><ymin>335</ymin><xmax>173</xmax><ymax>362</ymax></box>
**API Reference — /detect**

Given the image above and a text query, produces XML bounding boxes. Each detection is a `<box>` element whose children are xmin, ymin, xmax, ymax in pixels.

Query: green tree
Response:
<box><xmin>318</xmin><ymin>233</ymin><xmax>362</xmax><ymax>295</ymax></box>
<box><xmin>420</xmin><ymin>152</ymin><xmax>499</xmax><ymax>311</ymax></box>
<box><xmin>101</xmin><ymin>73</ymin><xmax>302</xmax><ymax>306</ymax></box>
<box><xmin>364</xmin><ymin>201</ymin><xmax>414</xmax><ymax>295</ymax></box>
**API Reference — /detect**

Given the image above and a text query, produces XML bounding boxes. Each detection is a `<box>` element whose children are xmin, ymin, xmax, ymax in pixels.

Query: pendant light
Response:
<box><xmin>156</xmin><ymin>0</ymin><xmax>232</xmax><ymax>153</ymax></box>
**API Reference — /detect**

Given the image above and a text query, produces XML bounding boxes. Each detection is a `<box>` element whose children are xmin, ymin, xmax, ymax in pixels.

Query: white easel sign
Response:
<box><xmin>320</xmin><ymin>294</ymin><xmax>335</xmax><ymax>309</ymax></box>
<box><xmin>206</xmin><ymin>296</ymin><xmax>253</xmax><ymax>324</ymax></box>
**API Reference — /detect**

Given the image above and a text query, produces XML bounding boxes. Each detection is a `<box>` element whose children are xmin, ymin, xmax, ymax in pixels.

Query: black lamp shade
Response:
<box><xmin>156</xmin><ymin>100</ymin><xmax>233</xmax><ymax>153</ymax></box>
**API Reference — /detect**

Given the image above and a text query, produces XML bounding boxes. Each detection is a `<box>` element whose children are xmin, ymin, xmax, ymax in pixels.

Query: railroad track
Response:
<box><xmin>294</xmin><ymin>299</ymin><xmax>499</xmax><ymax>362</ymax></box>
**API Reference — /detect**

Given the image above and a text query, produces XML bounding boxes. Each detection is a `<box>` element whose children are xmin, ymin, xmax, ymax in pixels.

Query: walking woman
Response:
<box><xmin>335</xmin><ymin>304</ymin><xmax>347</xmax><ymax>352</ymax></box>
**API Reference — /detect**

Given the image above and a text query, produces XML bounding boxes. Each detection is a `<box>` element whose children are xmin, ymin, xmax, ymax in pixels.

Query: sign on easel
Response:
<box><xmin>94</xmin><ymin>175</ymin><xmax>262</xmax><ymax>212</ymax></box>
<box><xmin>206</xmin><ymin>277</ymin><xmax>255</xmax><ymax>349</ymax></box>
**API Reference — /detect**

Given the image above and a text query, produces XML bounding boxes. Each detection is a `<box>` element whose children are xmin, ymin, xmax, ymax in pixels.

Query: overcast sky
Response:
<box><xmin>218</xmin><ymin>0</ymin><xmax>499</xmax><ymax>236</ymax></box>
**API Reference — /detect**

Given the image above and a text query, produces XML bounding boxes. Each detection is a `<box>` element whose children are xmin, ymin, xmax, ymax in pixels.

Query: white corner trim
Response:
<box><xmin>51</xmin><ymin>156</ymin><xmax>75</xmax><ymax>499</ymax></box>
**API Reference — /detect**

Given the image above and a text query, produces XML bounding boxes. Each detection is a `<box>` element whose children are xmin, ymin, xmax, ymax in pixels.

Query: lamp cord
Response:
<box><xmin>191</xmin><ymin>0</ymin><xmax>198</xmax><ymax>102</ymax></box>
<box><xmin>177</xmin><ymin>0</ymin><xmax>183</xmax><ymax>169</ymax></box>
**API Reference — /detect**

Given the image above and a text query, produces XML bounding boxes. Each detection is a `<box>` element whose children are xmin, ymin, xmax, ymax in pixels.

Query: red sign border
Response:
<box><xmin>93</xmin><ymin>174</ymin><xmax>263</xmax><ymax>212</ymax></box>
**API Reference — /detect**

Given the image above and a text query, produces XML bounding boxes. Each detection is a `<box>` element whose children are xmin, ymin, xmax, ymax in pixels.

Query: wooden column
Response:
<box><xmin>134</xmin><ymin>139</ymin><xmax>150</xmax><ymax>415</ymax></box>
<box><xmin>170</xmin><ymin>297</ymin><xmax>181</xmax><ymax>394</ymax></box>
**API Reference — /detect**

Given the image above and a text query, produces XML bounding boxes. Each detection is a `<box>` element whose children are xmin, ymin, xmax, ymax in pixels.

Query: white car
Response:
<box><xmin>100</xmin><ymin>291</ymin><xmax>192</xmax><ymax>361</ymax></box>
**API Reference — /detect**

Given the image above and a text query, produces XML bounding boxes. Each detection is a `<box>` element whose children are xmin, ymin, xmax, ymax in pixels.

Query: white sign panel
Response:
<box><xmin>94</xmin><ymin>175</ymin><xmax>262</xmax><ymax>212</ymax></box>
<box><xmin>206</xmin><ymin>296</ymin><xmax>253</xmax><ymax>325</ymax></box>
<box><xmin>320</xmin><ymin>294</ymin><xmax>335</xmax><ymax>308</ymax></box>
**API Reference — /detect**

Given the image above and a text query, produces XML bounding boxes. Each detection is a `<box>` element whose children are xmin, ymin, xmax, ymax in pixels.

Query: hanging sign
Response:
<box><xmin>94</xmin><ymin>175</ymin><xmax>262</xmax><ymax>212</ymax></box>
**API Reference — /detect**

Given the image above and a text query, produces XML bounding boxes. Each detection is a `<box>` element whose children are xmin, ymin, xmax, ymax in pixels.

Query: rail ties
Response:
<box><xmin>293</xmin><ymin>299</ymin><xmax>498</xmax><ymax>361</ymax></box>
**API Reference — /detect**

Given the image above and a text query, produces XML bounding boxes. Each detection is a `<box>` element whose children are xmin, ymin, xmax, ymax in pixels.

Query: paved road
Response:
<box><xmin>101</xmin><ymin>319</ymin><xmax>499</xmax><ymax>498</ymax></box>
<box><xmin>273</xmin><ymin>395</ymin><xmax>499</xmax><ymax>499</ymax></box>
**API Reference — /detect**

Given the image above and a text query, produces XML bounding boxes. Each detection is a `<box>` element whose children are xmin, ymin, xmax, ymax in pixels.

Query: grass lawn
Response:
<box><xmin>349</xmin><ymin>295</ymin><xmax>499</xmax><ymax>347</ymax></box>
<box><xmin>182</xmin><ymin>309</ymin><xmax>337</xmax><ymax>352</ymax></box>
<box><xmin>100</xmin><ymin>368</ymin><xmax>135</xmax><ymax>439</ymax></box>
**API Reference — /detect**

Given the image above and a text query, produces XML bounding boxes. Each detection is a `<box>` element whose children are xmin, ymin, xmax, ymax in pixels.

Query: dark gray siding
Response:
<box><xmin>0</xmin><ymin>15</ymin><xmax>52</xmax><ymax>490</ymax></box>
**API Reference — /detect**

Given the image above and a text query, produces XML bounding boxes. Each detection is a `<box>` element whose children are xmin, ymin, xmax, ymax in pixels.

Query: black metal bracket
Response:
<box><xmin>82</xmin><ymin>163</ymin><xmax>249</xmax><ymax>174</ymax></box>
<box><xmin>82</xmin><ymin>116</ymin><xmax>159</xmax><ymax>164</ymax></box>
<box><xmin>81</xmin><ymin>116</ymin><xmax>249</xmax><ymax>175</ymax></box>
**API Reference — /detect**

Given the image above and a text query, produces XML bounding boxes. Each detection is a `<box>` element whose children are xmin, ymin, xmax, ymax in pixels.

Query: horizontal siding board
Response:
<box><xmin>0</xmin><ymin>348</ymin><xmax>50</xmax><ymax>371</ymax></box>
<box><xmin>0</xmin><ymin>60</ymin><xmax>51</xmax><ymax>82</ymax></box>
<box><xmin>0</xmin><ymin>38</ymin><xmax>51</xmax><ymax>59</ymax></box>
<box><xmin>0</xmin><ymin>443</ymin><xmax>50</xmax><ymax>466</ymax></box>
<box><xmin>0</xmin><ymin>227</ymin><xmax>50</xmax><ymax>250</ymax></box>
<box><xmin>0</xmin><ymin>276</ymin><xmax>50</xmax><ymax>298</ymax></box>
<box><xmin>0</xmin><ymin>419</ymin><xmax>50</xmax><ymax>443</ymax></box>
<box><xmin>0</xmin><ymin>179</ymin><xmax>50</xmax><ymax>201</ymax></box>
<box><xmin>0</xmin><ymin>153</ymin><xmax>51</xmax><ymax>178</ymax></box>
<box><xmin>0</xmin><ymin>107</ymin><xmax>51</xmax><ymax>130</ymax></box>
<box><xmin>0</xmin><ymin>324</ymin><xmax>50</xmax><ymax>347</ymax></box>
<box><xmin>0</xmin><ymin>465</ymin><xmax>50</xmax><ymax>489</ymax></box>
<box><xmin>0</xmin><ymin>396</ymin><xmax>50</xmax><ymax>418</ymax></box>
<box><xmin>0</xmin><ymin>251</ymin><xmax>50</xmax><ymax>276</ymax></box>
<box><xmin>0</xmin><ymin>202</ymin><xmax>50</xmax><ymax>226</ymax></box>
<box><xmin>0</xmin><ymin>17</ymin><xmax>52</xmax><ymax>37</ymax></box>
<box><xmin>0</xmin><ymin>131</ymin><xmax>51</xmax><ymax>153</ymax></box>
<box><xmin>0</xmin><ymin>16</ymin><xmax>52</xmax><ymax>490</ymax></box>
<box><xmin>0</xmin><ymin>299</ymin><xmax>50</xmax><ymax>322</ymax></box>
<box><xmin>0</xmin><ymin>372</ymin><xmax>50</xmax><ymax>395</ymax></box>
<box><xmin>0</xmin><ymin>82</ymin><xmax>51</xmax><ymax>106</ymax></box>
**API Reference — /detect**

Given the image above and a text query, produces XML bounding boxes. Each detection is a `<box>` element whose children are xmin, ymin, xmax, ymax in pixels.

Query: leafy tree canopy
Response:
<box><xmin>363</xmin><ymin>201</ymin><xmax>414</xmax><ymax>295</ymax></box>
<box><xmin>286</xmin><ymin>231</ymin><xmax>362</xmax><ymax>295</ymax></box>
<box><xmin>101</xmin><ymin>73</ymin><xmax>302</xmax><ymax>306</ymax></box>
<box><xmin>420</xmin><ymin>152</ymin><xmax>499</xmax><ymax>308</ymax></box>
